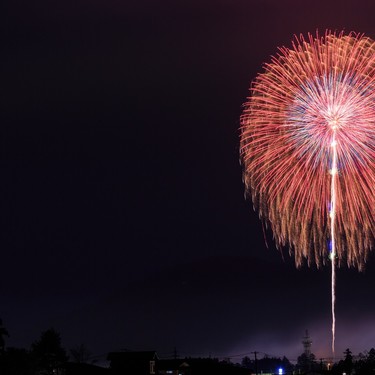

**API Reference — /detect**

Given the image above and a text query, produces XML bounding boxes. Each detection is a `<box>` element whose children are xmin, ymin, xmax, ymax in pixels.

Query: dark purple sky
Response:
<box><xmin>1</xmin><ymin>0</ymin><xmax>375</xmax><ymax>364</ymax></box>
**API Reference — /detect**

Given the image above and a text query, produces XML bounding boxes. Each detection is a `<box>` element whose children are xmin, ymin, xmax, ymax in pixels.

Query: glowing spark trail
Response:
<box><xmin>240</xmin><ymin>31</ymin><xmax>375</xmax><ymax>355</ymax></box>
<box><xmin>330</xmin><ymin>129</ymin><xmax>337</xmax><ymax>354</ymax></box>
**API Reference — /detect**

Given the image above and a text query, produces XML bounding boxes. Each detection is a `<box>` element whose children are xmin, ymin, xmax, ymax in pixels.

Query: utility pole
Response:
<box><xmin>319</xmin><ymin>358</ymin><xmax>324</xmax><ymax>371</ymax></box>
<box><xmin>173</xmin><ymin>347</ymin><xmax>178</xmax><ymax>360</ymax></box>
<box><xmin>251</xmin><ymin>351</ymin><xmax>258</xmax><ymax>375</ymax></box>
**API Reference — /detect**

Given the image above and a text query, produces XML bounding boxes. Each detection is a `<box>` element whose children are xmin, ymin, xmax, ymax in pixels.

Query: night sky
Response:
<box><xmin>1</xmin><ymin>0</ymin><xmax>375</xmax><ymax>364</ymax></box>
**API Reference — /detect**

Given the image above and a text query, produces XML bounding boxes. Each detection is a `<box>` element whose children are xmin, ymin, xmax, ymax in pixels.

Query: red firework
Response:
<box><xmin>240</xmin><ymin>31</ymin><xmax>375</xmax><ymax>269</ymax></box>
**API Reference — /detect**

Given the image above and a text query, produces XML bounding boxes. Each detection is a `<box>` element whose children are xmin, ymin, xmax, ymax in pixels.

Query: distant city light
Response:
<box><xmin>278</xmin><ymin>368</ymin><xmax>283</xmax><ymax>375</ymax></box>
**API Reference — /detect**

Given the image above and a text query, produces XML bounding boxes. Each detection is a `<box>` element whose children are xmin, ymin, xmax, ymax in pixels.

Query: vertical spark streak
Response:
<box><xmin>330</xmin><ymin>132</ymin><xmax>338</xmax><ymax>356</ymax></box>
<box><xmin>331</xmin><ymin>246</ymin><xmax>336</xmax><ymax>356</ymax></box>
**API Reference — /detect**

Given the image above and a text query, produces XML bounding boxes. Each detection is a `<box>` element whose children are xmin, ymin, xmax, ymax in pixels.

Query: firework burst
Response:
<box><xmin>240</xmin><ymin>31</ymin><xmax>375</xmax><ymax>270</ymax></box>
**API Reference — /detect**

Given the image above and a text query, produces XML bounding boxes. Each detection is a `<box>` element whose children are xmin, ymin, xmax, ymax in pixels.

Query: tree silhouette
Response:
<box><xmin>296</xmin><ymin>352</ymin><xmax>317</xmax><ymax>373</ymax></box>
<box><xmin>31</xmin><ymin>328</ymin><xmax>67</xmax><ymax>375</ymax></box>
<box><xmin>367</xmin><ymin>348</ymin><xmax>375</xmax><ymax>368</ymax></box>
<box><xmin>70</xmin><ymin>343</ymin><xmax>91</xmax><ymax>363</ymax></box>
<box><xmin>241</xmin><ymin>355</ymin><xmax>251</xmax><ymax>369</ymax></box>
<box><xmin>333</xmin><ymin>348</ymin><xmax>354</xmax><ymax>375</ymax></box>
<box><xmin>0</xmin><ymin>319</ymin><xmax>10</xmax><ymax>354</ymax></box>
<box><xmin>343</xmin><ymin>348</ymin><xmax>353</xmax><ymax>374</ymax></box>
<box><xmin>354</xmin><ymin>348</ymin><xmax>375</xmax><ymax>375</ymax></box>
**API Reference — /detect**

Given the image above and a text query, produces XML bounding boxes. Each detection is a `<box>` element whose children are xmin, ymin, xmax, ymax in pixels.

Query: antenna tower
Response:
<box><xmin>302</xmin><ymin>330</ymin><xmax>312</xmax><ymax>356</ymax></box>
